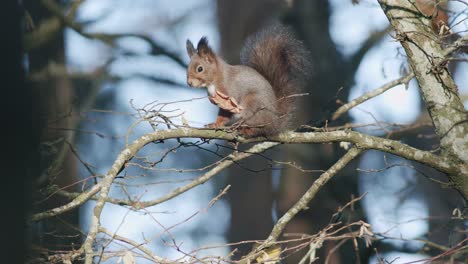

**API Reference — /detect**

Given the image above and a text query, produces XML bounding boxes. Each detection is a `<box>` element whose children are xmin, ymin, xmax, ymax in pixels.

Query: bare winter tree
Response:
<box><xmin>24</xmin><ymin>0</ymin><xmax>467</xmax><ymax>263</ymax></box>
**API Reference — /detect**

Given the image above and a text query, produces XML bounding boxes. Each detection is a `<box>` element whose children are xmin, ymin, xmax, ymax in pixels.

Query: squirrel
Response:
<box><xmin>186</xmin><ymin>25</ymin><xmax>310</xmax><ymax>137</ymax></box>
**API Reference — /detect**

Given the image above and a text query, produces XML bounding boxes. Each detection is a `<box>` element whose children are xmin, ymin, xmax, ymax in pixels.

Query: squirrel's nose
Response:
<box><xmin>187</xmin><ymin>79</ymin><xmax>193</xmax><ymax>87</ymax></box>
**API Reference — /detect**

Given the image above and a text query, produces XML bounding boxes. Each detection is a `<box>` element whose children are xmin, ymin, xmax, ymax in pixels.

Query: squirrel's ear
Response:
<box><xmin>186</xmin><ymin>39</ymin><xmax>196</xmax><ymax>58</ymax></box>
<box><xmin>197</xmin><ymin>37</ymin><xmax>215</xmax><ymax>62</ymax></box>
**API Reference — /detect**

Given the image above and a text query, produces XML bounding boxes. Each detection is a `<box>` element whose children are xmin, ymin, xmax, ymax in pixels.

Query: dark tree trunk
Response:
<box><xmin>0</xmin><ymin>1</ymin><xmax>37</xmax><ymax>262</ymax></box>
<box><xmin>24</xmin><ymin>0</ymin><xmax>80</xmax><ymax>259</ymax></box>
<box><xmin>217</xmin><ymin>0</ymin><xmax>284</xmax><ymax>257</ymax></box>
<box><xmin>278</xmin><ymin>1</ymin><xmax>364</xmax><ymax>263</ymax></box>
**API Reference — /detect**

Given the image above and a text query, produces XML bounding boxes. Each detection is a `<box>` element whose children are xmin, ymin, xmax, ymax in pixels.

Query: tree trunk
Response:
<box><xmin>217</xmin><ymin>0</ymin><xmax>283</xmax><ymax>257</ymax></box>
<box><xmin>0</xmin><ymin>1</ymin><xmax>38</xmax><ymax>262</ymax></box>
<box><xmin>24</xmin><ymin>0</ymin><xmax>80</xmax><ymax>257</ymax></box>
<box><xmin>278</xmin><ymin>1</ymin><xmax>365</xmax><ymax>262</ymax></box>
<box><xmin>379</xmin><ymin>0</ymin><xmax>468</xmax><ymax>198</ymax></box>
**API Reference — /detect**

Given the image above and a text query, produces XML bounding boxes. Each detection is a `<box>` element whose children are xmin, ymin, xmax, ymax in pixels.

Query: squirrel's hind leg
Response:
<box><xmin>205</xmin><ymin>108</ymin><xmax>232</xmax><ymax>128</ymax></box>
<box><xmin>239</xmin><ymin>127</ymin><xmax>261</xmax><ymax>137</ymax></box>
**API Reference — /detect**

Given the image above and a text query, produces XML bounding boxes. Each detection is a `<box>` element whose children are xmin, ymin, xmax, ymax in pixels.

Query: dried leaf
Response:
<box><xmin>208</xmin><ymin>90</ymin><xmax>243</xmax><ymax>114</ymax></box>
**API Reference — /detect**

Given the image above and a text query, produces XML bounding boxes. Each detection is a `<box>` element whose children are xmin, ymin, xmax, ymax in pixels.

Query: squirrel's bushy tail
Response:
<box><xmin>240</xmin><ymin>24</ymin><xmax>311</xmax><ymax>129</ymax></box>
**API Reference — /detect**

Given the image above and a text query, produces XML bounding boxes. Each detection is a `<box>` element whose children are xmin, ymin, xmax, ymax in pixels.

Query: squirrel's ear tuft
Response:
<box><xmin>186</xmin><ymin>39</ymin><xmax>196</xmax><ymax>58</ymax></box>
<box><xmin>197</xmin><ymin>37</ymin><xmax>209</xmax><ymax>49</ymax></box>
<box><xmin>197</xmin><ymin>37</ymin><xmax>214</xmax><ymax>60</ymax></box>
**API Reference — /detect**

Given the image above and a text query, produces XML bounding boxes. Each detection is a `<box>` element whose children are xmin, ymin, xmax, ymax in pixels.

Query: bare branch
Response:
<box><xmin>31</xmin><ymin>183</ymin><xmax>101</xmax><ymax>221</ymax></box>
<box><xmin>332</xmin><ymin>73</ymin><xmax>415</xmax><ymax>121</ymax></box>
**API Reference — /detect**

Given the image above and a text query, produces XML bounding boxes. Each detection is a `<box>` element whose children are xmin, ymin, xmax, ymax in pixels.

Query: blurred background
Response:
<box><xmin>22</xmin><ymin>0</ymin><xmax>467</xmax><ymax>263</ymax></box>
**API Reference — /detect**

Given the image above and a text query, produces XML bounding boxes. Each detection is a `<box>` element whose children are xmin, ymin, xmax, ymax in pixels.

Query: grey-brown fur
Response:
<box><xmin>186</xmin><ymin>24</ymin><xmax>310</xmax><ymax>137</ymax></box>
<box><xmin>240</xmin><ymin>25</ymin><xmax>311</xmax><ymax>128</ymax></box>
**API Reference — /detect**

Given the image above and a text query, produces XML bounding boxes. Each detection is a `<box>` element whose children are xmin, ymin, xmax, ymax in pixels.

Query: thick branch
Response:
<box><xmin>379</xmin><ymin>0</ymin><xmax>468</xmax><ymax>196</ymax></box>
<box><xmin>379</xmin><ymin>2</ymin><xmax>467</xmax><ymax>155</ymax></box>
<box><xmin>32</xmin><ymin>128</ymin><xmax>467</xmax><ymax>224</ymax></box>
<box><xmin>123</xmin><ymin>129</ymin><xmax>462</xmax><ymax>177</ymax></box>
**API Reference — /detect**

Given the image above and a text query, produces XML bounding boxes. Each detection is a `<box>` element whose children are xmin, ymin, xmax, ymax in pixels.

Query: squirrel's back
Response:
<box><xmin>240</xmin><ymin>24</ymin><xmax>311</xmax><ymax>131</ymax></box>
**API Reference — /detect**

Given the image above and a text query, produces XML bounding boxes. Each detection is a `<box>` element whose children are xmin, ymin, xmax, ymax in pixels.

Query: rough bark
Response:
<box><xmin>379</xmin><ymin>0</ymin><xmax>468</xmax><ymax>197</ymax></box>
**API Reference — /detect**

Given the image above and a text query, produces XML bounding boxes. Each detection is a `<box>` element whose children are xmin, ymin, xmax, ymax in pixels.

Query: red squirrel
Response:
<box><xmin>186</xmin><ymin>25</ymin><xmax>310</xmax><ymax>137</ymax></box>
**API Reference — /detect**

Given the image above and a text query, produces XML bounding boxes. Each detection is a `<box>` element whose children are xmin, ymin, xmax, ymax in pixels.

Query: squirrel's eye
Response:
<box><xmin>197</xmin><ymin>66</ymin><xmax>203</xmax><ymax>72</ymax></box>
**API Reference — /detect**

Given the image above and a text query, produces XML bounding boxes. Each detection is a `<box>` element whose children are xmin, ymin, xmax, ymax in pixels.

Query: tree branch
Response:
<box><xmin>31</xmin><ymin>183</ymin><xmax>101</xmax><ymax>221</ymax></box>
<box><xmin>332</xmin><ymin>73</ymin><xmax>415</xmax><ymax>120</ymax></box>
<box><xmin>443</xmin><ymin>34</ymin><xmax>468</xmax><ymax>56</ymax></box>
<box><xmin>31</xmin><ymin>127</ymin><xmax>467</xmax><ymax>224</ymax></box>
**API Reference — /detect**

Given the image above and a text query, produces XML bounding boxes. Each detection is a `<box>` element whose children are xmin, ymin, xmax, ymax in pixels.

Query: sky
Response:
<box><xmin>66</xmin><ymin>0</ymin><xmax>467</xmax><ymax>263</ymax></box>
